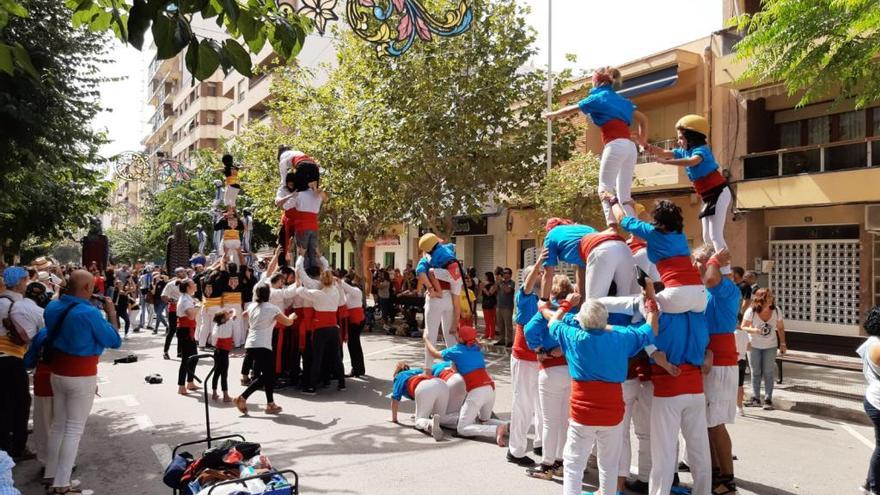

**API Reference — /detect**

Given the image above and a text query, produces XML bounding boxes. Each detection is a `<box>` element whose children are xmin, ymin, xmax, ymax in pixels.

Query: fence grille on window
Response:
<box><xmin>520</xmin><ymin>247</ymin><xmax>576</xmax><ymax>286</ymax></box>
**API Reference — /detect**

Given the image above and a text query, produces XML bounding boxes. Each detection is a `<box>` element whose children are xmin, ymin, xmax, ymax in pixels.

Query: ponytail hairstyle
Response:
<box><xmin>255</xmin><ymin>284</ymin><xmax>271</xmax><ymax>304</ymax></box>
<box><xmin>213</xmin><ymin>311</ymin><xmax>229</xmax><ymax>325</ymax></box>
<box><xmin>651</xmin><ymin>199</ymin><xmax>684</xmax><ymax>233</ymax></box>
<box><xmin>592</xmin><ymin>66</ymin><xmax>623</xmax><ymax>90</ymax></box>
<box><xmin>751</xmin><ymin>288</ymin><xmax>775</xmax><ymax>313</ymax></box>
<box><xmin>320</xmin><ymin>270</ymin><xmax>335</xmax><ymax>288</ymax></box>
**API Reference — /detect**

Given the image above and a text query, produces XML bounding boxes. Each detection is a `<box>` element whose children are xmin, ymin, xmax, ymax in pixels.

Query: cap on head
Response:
<box><xmin>676</xmin><ymin>114</ymin><xmax>709</xmax><ymax>137</ymax></box>
<box><xmin>458</xmin><ymin>325</ymin><xmax>477</xmax><ymax>344</ymax></box>
<box><xmin>2</xmin><ymin>266</ymin><xmax>28</xmax><ymax>288</ymax></box>
<box><xmin>419</xmin><ymin>233</ymin><xmax>440</xmax><ymax>253</ymax></box>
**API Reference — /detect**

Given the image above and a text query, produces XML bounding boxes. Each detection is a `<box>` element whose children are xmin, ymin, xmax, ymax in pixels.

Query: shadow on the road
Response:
<box><xmin>743</xmin><ymin>413</ymin><xmax>834</xmax><ymax>431</ymax></box>
<box><xmin>736</xmin><ymin>478</ymin><xmax>801</xmax><ymax>495</ymax></box>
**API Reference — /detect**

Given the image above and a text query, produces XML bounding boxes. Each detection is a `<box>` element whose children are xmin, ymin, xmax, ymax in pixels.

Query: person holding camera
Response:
<box><xmin>41</xmin><ymin>270</ymin><xmax>120</xmax><ymax>494</ymax></box>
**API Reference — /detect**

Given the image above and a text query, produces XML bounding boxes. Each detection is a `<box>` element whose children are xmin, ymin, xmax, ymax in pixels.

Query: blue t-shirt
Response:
<box><xmin>706</xmin><ymin>278</ymin><xmax>741</xmax><ymax>335</ymax></box>
<box><xmin>415</xmin><ymin>243</ymin><xmax>457</xmax><ymax>276</ymax></box>
<box><xmin>673</xmin><ymin>145</ymin><xmax>719</xmax><ymax>182</ymax></box>
<box><xmin>391</xmin><ymin>368</ymin><xmax>424</xmax><ymax>401</ymax></box>
<box><xmin>441</xmin><ymin>343</ymin><xmax>486</xmax><ymax>375</ymax></box>
<box><xmin>654</xmin><ymin>312</ymin><xmax>709</xmax><ymax>367</ymax></box>
<box><xmin>44</xmin><ymin>296</ymin><xmax>121</xmax><ymax>357</ymax></box>
<box><xmin>514</xmin><ymin>287</ymin><xmax>539</xmax><ymax>325</ymax></box>
<box><xmin>548</xmin><ymin>313</ymin><xmax>654</xmax><ymax>382</ymax></box>
<box><xmin>543</xmin><ymin>224</ymin><xmax>596</xmax><ymax>268</ymax></box>
<box><xmin>431</xmin><ymin>361</ymin><xmax>451</xmax><ymax>377</ymax></box>
<box><xmin>577</xmin><ymin>85</ymin><xmax>635</xmax><ymax>126</ymax></box>
<box><xmin>620</xmin><ymin>216</ymin><xmax>690</xmax><ymax>264</ymax></box>
<box><xmin>523</xmin><ymin>300</ymin><xmax>578</xmax><ymax>352</ymax></box>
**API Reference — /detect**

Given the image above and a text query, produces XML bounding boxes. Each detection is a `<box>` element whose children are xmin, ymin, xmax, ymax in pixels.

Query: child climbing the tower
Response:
<box><xmin>222</xmin><ymin>154</ymin><xmax>242</xmax><ymax>210</ymax></box>
<box><xmin>545</xmin><ymin>66</ymin><xmax>649</xmax><ymax>228</ymax></box>
<box><xmin>646</xmin><ymin>114</ymin><xmax>731</xmax><ymax>272</ymax></box>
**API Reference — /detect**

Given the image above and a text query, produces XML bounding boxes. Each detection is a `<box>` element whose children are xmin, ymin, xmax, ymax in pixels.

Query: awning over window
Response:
<box><xmin>617</xmin><ymin>65</ymin><xmax>678</xmax><ymax>99</ymax></box>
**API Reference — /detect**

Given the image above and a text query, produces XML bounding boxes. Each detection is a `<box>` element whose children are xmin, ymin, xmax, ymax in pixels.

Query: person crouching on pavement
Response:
<box><xmin>390</xmin><ymin>361</ymin><xmax>449</xmax><ymax>441</ymax></box>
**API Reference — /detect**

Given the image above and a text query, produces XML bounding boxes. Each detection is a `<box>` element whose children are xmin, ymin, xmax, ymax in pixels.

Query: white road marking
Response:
<box><xmin>363</xmin><ymin>344</ymin><xmax>412</xmax><ymax>358</ymax></box>
<box><xmin>838</xmin><ymin>421</ymin><xmax>874</xmax><ymax>450</ymax></box>
<box><xmin>93</xmin><ymin>394</ymin><xmax>140</xmax><ymax>407</ymax></box>
<box><xmin>151</xmin><ymin>443</ymin><xmax>172</xmax><ymax>468</ymax></box>
<box><xmin>485</xmin><ymin>355</ymin><xmax>509</xmax><ymax>368</ymax></box>
<box><xmin>134</xmin><ymin>414</ymin><xmax>154</xmax><ymax>431</ymax></box>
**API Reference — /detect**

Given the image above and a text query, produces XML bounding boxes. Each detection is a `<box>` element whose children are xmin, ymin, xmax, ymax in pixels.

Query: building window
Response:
<box><xmin>839</xmin><ymin>110</ymin><xmax>865</xmax><ymax>141</ymax></box>
<box><xmin>517</xmin><ymin>239</ymin><xmax>536</xmax><ymax>269</ymax></box>
<box><xmin>806</xmin><ymin>116</ymin><xmax>829</xmax><ymax>145</ymax></box>
<box><xmin>206</xmin><ymin>111</ymin><xmax>215</xmax><ymax>124</ymax></box>
<box><xmin>779</xmin><ymin>122</ymin><xmax>801</xmax><ymax>148</ymax></box>
<box><xmin>237</xmin><ymin>80</ymin><xmax>246</xmax><ymax>102</ymax></box>
<box><xmin>330</xmin><ymin>252</ymin><xmax>337</xmax><ymax>268</ymax></box>
<box><xmin>383</xmin><ymin>252</ymin><xmax>395</xmax><ymax>269</ymax></box>
<box><xmin>236</xmin><ymin>115</ymin><xmax>244</xmax><ymax>132</ymax></box>
<box><xmin>206</xmin><ymin>82</ymin><xmax>218</xmax><ymax>97</ymax></box>
<box><xmin>348</xmin><ymin>252</ymin><xmax>355</xmax><ymax>270</ymax></box>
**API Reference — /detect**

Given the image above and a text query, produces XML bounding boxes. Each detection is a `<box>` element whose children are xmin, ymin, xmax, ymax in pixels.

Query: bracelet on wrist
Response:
<box><xmin>707</xmin><ymin>255</ymin><xmax>722</xmax><ymax>268</ymax></box>
<box><xmin>644</xmin><ymin>299</ymin><xmax>659</xmax><ymax>314</ymax></box>
<box><xmin>558</xmin><ymin>300</ymin><xmax>573</xmax><ymax>312</ymax></box>
<box><xmin>608</xmin><ymin>196</ymin><xmax>619</xmax><ymax>206</ymax></box>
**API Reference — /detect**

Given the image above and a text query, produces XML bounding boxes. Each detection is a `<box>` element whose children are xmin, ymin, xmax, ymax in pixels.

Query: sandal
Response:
<box><xmin>712</xmin><ymin>478</ymin><xmax>738</xmax><ymax>495</ymax></box>
<box><xmin>233</xmin><ymin>396</ymin><xmax>248</xmax><ymax>415</ymax></box>
<box><xmin>51</xmin><ymin>486</ymin><xmax>83</xmax><ymax>494</ymax></box>
<box><xmin>265</xmin><ymin>404</ymin><xmax>283</xmax><ymax>414</ymax></box>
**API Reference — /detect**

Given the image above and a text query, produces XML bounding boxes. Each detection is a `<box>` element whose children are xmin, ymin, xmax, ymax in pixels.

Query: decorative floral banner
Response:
<box><xmin>346</xmin><ymin>0</ymin><xmax>473</xmax><ymax>56</ymax></box>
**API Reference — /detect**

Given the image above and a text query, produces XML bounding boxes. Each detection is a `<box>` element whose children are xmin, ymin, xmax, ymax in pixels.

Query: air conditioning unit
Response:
<box><xmin>866</xmin><ymin>205</ymin><xmax>880</xmax><ymax>233</ymax></box>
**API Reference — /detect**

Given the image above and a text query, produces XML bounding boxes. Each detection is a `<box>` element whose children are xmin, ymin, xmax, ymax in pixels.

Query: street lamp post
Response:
<box><xmin>546</xmin><ymin>0</ymin><xmax>552</xmax><ymax>173</ymax></box>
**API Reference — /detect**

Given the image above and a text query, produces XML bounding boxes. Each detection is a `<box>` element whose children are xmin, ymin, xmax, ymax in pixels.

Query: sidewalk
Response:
<box><xmin>757</xmin><ymin>350</ymin><xmax>868</xmax><ymax>425</ymax></box>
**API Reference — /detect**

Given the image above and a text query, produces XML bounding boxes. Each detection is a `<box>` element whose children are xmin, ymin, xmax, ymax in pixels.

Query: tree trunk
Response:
<box><xmin>353</xmin><ymin>231</ymin><xmax>369</xmax><ymax>294</ymax></box>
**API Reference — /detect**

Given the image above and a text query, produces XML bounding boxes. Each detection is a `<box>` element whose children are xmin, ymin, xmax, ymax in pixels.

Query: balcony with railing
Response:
<box><xmin>737</xmin><ymin>136</ymin><xmax>880</xmax><ymax>209</ymax></box>
<box><xmin>633</xmin><ymin>138</ymin><xmax>692</xmax><ymax>193</ymax></box>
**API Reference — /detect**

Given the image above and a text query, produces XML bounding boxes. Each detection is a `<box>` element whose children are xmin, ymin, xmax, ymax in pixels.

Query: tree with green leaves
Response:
<box><xmin>0</xmin><ymin>0</ymin><xmax>312</xmax><ymax>79</ymax></box>
<box><xmin>234</xmin><ymin>31</ymin><xmax>406</xmax><ymax>278</ymax></box>
<box><xmin>106</xmin><ymin>225</ymin><xmax>164</xmax><ymax>265</ymax></box>
<box><xmin>0</xmin><ymin>0</ymin><xmax>112</xmax><ymax>262</ymax></box>
<box><xmin>735</xmin><ymin>0</ymin><xmax>880</xmax><ymax>108</ymax></box>
<box><xmin>374</xmin><ymin>0</ymin><xmax>575</xmax><ymax>237</ymax></box>
<box><xmin>526</xmin><ymin>151</ymin><xmax>604</xmax><ymax>229</ymax></box>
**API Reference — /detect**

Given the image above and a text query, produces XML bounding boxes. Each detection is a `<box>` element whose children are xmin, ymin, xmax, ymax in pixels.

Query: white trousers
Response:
<box><xmin>34</xmin><ymin>395</ymin><xmax>53</xmax><ymax>465</ymax></box>
<box><xmin>224</xmin><ymin>185</ymin><xmax>240</xmax><ymax>208</ymax></box>
<box><xmin>222</xmin><ymin>303</ymin><xmax>244</xmax><ymax>347</ymax></box>
<box><xmin>599</xmin><ymin>138</ymin><xmax>638</xmax><ymax>226</ymax></box>
<box><xmin>221</xmin><ymin>239</ymin><xmax>241</xmax><ymax>263</ymax></box>
<box><xmin>440</xmin><ymin>385</ymin><xmax>503</xmax><ymax>439</ymax></box>
<box><xmin>538</xmin><ymin>365</ymin><xmax>571</xmax><ymax>465</ymax></box>
<box><xmin>656</xmin><ymin>285</ymin><xmax>708</xmax><ymax>314</ymax></box>
<box><xmin>619</xmin><ymin>379</ymin><xmax>653</xmax><ymax>481</ymax></box>
<box><xmin>444</xmin><ymin>373</ymin><xmax>467</xmax><ymax>415</ymax></box>
<box><xmin>509</xmin><ymin>357</ymin><xmax>543</xmax><ymax>458</ymax></box>
<box><xmin>649</xmin><ymin>393</ymin><xmax>711</xmax><ymax>495</ymax></box>
<box><xmin>700</xmin><ymin>186</ymin><xmax>731</xmax><ymax>252</ymax></box>
<box><xmin>198</xmin><ymin>305</ymin><xmax>222</xmax><ymax>347</ymax></box>
<box><xmin>632</xmin><ymin>247</ymin><xmax>661</xmax><ymax>282</ymax></box>
<box><xmin>597</xmin><ymin>294</ymin><xmax>644</xmax><ymax>321</ymax></box>
<box><xmin>563</xmin><ymin>420</ymin><xmax>624</xmax><ymax>495</ymax></box>
<box><xmin>414</xmin><ymin>379</ymin><xmax>449</xmax><ymax>432</ymax></box>
<box><xmin>585</xmin><ymin>240</ymin><xmax>638</xmax><ymax>298</ymax></box>
<box><xmin>704</xmin><ymin>365</ymin><xmax>737</xmax><ymax>427</ymax></box>
<box><xmin>424</xmin><ymin>292</ymin><xmax>456</xmax><ymax>369</ymax></box>
<box><xmin>46</xmin><ymin>375</ymin><xmax>97</xmax><ymax>488</ymax></box>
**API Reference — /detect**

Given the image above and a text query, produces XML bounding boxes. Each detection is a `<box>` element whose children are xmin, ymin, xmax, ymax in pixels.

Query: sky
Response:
<box><xmin>93</xmin><ymin>0</ymin><xmax>723</xmax><ymax>161</ymax></box>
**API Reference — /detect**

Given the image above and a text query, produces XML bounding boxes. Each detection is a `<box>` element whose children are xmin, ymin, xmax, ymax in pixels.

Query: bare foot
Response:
<box><xmin>265</xmin><ymin>403</ymin><xmax>282</xmax><ymax>414</ymax></box>
<box><xmin>233</xmin><ymin>396</ymin><xmax>248</xmax><ymax>415</ymax></box>
<box><xmin>495</xmin><ymin>423</ymin><xmax>509</xmax><ymax>447</ymax></box>
<box><xmin>178</xmin><ymin>387</ymin><xmax>188</xmax><ymax>395</ymax></box>
<box><xmin>223</xmin><ymin>394</ymin><xmax>233</xmax><ymax>403</ymax></box>
<box><xmin>186</xmin><ymin>383</ymin><xmax>200</xmax><ymax>391</ymax></box>
<box><xmin>211</xmin><ymin>393</ymin><xmax>219</xmax><ymax>402</ymax></box>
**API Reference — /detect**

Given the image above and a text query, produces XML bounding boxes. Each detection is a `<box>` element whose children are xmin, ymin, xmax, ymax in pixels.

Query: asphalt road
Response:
<box><xmin>12</xmin><ymin>329</ymin><xmax>874</xmax><ymax>495</ymax></box>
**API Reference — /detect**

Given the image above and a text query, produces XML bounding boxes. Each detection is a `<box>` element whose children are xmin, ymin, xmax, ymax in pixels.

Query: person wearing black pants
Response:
<box><xmin>311</xmin><ymin>326</ymin><xmax>345</xmax><ymax>391</ymax></box>
<box><xmin>0</xmin><ymin>355</ymin><xmax>31</xmax><ymax>460</ymax></box>
<box><xmin>294</xmin><ymin>268</ymin><xmax>346</xmax><ymax>394</ymax></box>
<box><xmin>340</xmin><ymin>279</ymin><xmax>366</xmax><ymax>378</ymax></box>
<box><xmin>234</xmin><ymin>285</ymin><xmax>294</xmax><ymax>414</ymax></box>
<box><xmin>210</xmin><ymin>309</ymin><xmax>235</xmax><ymax>402</ymax></box>
<box><xmin>175</xmin><ymin>280</ymin><xmax>200</xmax><ymax>394</ymax></box>
<box><xmin>162</xmin><ymin>270</ymin><xmax>187</xmax><ymax>360</ymax></box>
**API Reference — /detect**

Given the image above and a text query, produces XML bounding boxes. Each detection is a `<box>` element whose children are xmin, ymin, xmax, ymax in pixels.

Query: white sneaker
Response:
<box><xmin>431</xmin><ymin>414</ymin><xmax>443</xmax><ymax>441</ymax></box>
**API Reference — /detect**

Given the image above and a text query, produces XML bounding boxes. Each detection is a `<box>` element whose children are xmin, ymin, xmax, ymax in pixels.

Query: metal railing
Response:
<box><xmin>742</xmin><ymin>136</ymin><xmax>880</xmax><ymax>180</ymax></box>
<box><xmin>637</xmin><ymin>138</ymin><xmax>677</xmax><ymax>164</ymax></box>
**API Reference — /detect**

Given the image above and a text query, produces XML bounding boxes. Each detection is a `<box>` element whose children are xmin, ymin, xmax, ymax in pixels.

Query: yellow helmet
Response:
<box><xmin>676</xmin><ymin>114</ymin><xmax>709</xmax><ymax>137</ymax></box>
<box><xmin>634</xmin><ymin>202</ymin><xmax>646</xmax><ymax>216</ymax></box>
<box><xmin>419</xmin><ymin>233</ymin><xmax>440</xmax><ymax>253</ymax></box>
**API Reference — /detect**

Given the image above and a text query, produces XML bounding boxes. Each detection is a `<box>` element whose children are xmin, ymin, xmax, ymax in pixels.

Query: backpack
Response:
<box><xmin>0</xmin><ymin>295</ymin><xmax>24</xmax><ymax>345</ymax></box>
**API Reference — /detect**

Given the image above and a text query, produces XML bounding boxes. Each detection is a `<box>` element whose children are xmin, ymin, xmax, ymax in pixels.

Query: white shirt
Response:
<box><xmin>0</xmin><ymin>290</ymin><xmax>20</xmax><ymax>338</ymax></box>
<box><xmin>275</xmin><ymin>185</ymin><xmax>297</xmax><ymax>211</ymax></box>
<box><xmin>294</xmin><ymin>285</ymin><xmax>340</xmax><ymax>312</ymax></box>
<box><xmin>162</xmin><ymin>279</ymin><xmax>182</xmax><ymax>303</ymax></box>
<box><xmin>10</xmin><ymin>297</ymin><xmax>44</xmax><ymax>339</ymax></box>
<box><xmin>735</xmin><ymin>328</ymin><xmax>749</xmax><ymax>360</ymax></box>
<box><xmin>245</xmin><ymin>302</ymin><xmax>281</xmax><ymax>350</ymax></box>
<box><xmin>212</xmin><ymin>319</ymin><xmax>235</xmax><ymax>342</ymax></box>
<box><xmin>294</xmin><ymin>189</ymin><xmax>322</xmax><ymax>214</ymax></box>
<box><xmin>278</xmin><ymin>149</ymin><xmax>306</xmax><ymax>185</ymax></box>
<box><xmin>858</xmin><ymin>336</ymin><xmax>880</xmax><ymax>409</ymax></box>
<box><xmin>340</xmin><ymin>281</ymin><xmax>363</xmax><ymax>309</ymax></box>
<box><xmin>177</xmin><ymin>294</ymin><xmax>196</xmax><ymax>318</ymax></box>
<box><xmin>743</xmin><ymin>306</ymin><xmax>782</xmax><ymax>349</ymax></box>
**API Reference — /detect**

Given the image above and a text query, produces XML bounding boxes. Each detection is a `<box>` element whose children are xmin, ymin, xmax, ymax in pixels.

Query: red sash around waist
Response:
<box><xmin>693</xmin><ymin>170</ymin><xmax>727</xmax><ymax>197</ymax></box>
<box><xmin>570</xmin><ymin>380</ymin><xmax>624</xmax><ymax>426</ymax></box>
<box><xmin>651</xmin><ymin>364</ymin><xmax>703</xmax><ymax>397</ymax></box>
<box><xmin>50</xmin><ymin>351</ymin><xmax>100</xmax><ymax>377</ymax></box>
<box><xmin>512</xmin><ymin>324</ymin><xmax>537</xmax><ymax>361</ymax></box>
<box><xmin>438</xmin><ymin>368</ymin><xmax>456</xmax><ymax>381</ymax></box>
<box><xmin>600</xmin><ymin>119</ymin><xmax>632</xmax><ymax>145</ymax></box>
<box><xmin>655</xmin><ymin>256</ymin><xmax>703</xmax><ymax>287</ymax></box>
<box><xmin>579</xmin><ymin>232</ymin><xmax>625</xmax><ymax>263</ymax></box>
<box><xmin>313</xmin><ymin>310</ymin><xmax>337</xmax><ymax>329</ymax></box>
<box><xmin>215</xmin><ymin>337</ymin><xmax>233</xmax><ymax>351</ymax></box>
<box><xmin>707</xmin><ymin>333</ymin><xmax>738</xmax><ymax>366</ymax></box>
<box><xmin>540</xmin><ymin>355</ymin><xmax>567</xmax><ymax>370</ymax></box>
<box><xmin>34</xmin><ymin>362</ymin><xmax>53</xmax><ymax>396</ymax></box>
<box><xmin>338</xmin><ymin>306</ymin><xmax>349</xmax><ymax>343</ymax></box>
<box><xmin>627</xmin><ymin>236</ymin><xmax>647</xmax><ymax>255</ymax></box>
<box><xmin>292</xmin><ymin>211</ymin><xmax>319</xmax><ymax>231</ymax></box>
<box><xmin>178</xmin><ymin>316</ymin><xmax>197</xmax><ymax>339</ymax></box>
<box><xmin>299</xmin><ymin>307</ymin><xmax>314</xmax><ymax>348</ymax></box>
<box><xmin>348</xmin><ymin>306</ymin><xmax>365</xmax><ymax>325</ymax></box>
<box><xmin>168</xmin><ymin>302</ymin><xmax>177</xmax><ymax>313</ymax></box>
<box><xmin>406</xmin><ymin>375</ymin><xmax>432</xmax><ymax>400</ymax></box>
<box><xmin>462</xmin><ymin>368</ymin><xmax>494</xmax><ymax>392</ymax></box>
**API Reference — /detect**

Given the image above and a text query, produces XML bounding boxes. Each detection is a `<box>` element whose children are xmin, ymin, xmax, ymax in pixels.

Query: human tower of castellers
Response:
<box><xmin>180</xmin><ymin>66</ymin><xmax>741</xmax><ymax>495</ymax></box>
<box><xmin>391</xmin><ymin>67</ymin><xmax>742</xmax><ymax>495</ymax></box>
